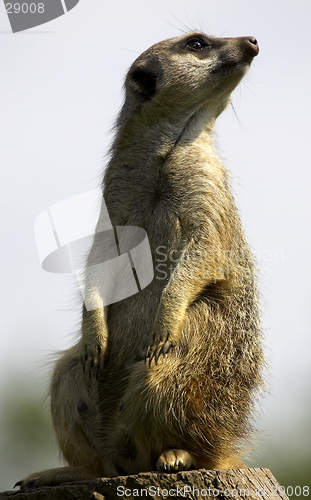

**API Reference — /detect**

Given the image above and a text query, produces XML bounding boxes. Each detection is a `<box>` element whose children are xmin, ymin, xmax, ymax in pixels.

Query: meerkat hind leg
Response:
<box><xmin>156</xmin><ymin>449</ymin><xmax>193</xmax><ymax>472</ymax></box>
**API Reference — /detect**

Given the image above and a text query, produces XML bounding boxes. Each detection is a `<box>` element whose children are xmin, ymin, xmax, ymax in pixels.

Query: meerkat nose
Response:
<box><xmin>248</xmin><ymin>37</ymin><xmax>258</xmax><ymax>46</ymax></box>
<box><xmin>242</xmin><ymin>36</ymin><xmax>259</xmax><ymax>57</ymax></box>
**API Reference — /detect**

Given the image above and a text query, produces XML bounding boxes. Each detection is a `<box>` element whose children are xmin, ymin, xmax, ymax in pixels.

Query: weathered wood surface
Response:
<box><xmin>0</xmin><ymin>468</ymin><xmax>289</xmax><ymax>500</ymax></box>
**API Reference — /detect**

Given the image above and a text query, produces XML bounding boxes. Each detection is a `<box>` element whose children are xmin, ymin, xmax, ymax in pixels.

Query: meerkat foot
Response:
<box><xmin>14</xmin><ymin>466</ymin><xmax>96</xmax><ymax>489</ymax></box>
<box><xmin>156</xmin><ymin>449</ymin><xmax>193</xmax><ymax>472</ymax></box>
<box><xmin>144</xmin><ymin>339</ymin><xmax>174</xmax><ymax>367</ymax></box>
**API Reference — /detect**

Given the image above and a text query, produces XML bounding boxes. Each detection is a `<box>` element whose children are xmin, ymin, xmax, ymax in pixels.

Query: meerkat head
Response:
<box><xmin>122</xmin><ymin>32</ymin><xmax>258</xmax><ymax>131</ymax></box>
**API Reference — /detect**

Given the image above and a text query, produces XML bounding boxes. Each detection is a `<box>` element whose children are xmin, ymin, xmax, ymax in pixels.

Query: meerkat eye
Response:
<box><xmin>186</xmin><ymin>38</ymin><xmax>210</xmax><ymax>52</ymax></box>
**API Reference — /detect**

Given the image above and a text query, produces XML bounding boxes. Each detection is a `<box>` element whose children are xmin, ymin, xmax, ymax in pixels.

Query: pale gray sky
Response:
<box><xmin>0</xmin><ymin>0</ymin><xmax>310</xmax><ymax>486</ymax></box>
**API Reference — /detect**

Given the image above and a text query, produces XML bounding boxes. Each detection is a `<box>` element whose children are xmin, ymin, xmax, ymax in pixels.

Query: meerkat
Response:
<box><xmin>16</xmin><ymin>31</ymin><xmax>264</xmax><ymax>489</ymax></box>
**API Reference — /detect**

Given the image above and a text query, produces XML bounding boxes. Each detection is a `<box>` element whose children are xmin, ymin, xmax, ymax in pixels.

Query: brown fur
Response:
<box><xmin>16</xmin><ymin>32</ymin><xmax>264</xmax><ymax>489</ymax></box>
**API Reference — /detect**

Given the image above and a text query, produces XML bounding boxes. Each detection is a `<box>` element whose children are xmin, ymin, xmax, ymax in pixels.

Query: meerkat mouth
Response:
<box><xmin>212</xmin><ymin>36</ymin><xmax>259</xmax><ymax>76</ymax></box>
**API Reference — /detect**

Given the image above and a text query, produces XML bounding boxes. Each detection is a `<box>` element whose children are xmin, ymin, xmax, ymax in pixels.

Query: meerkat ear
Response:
<box><xmin>128</xmin><ymin>66</ymin><xmax>158</xmax><ymax>99</ymax></box>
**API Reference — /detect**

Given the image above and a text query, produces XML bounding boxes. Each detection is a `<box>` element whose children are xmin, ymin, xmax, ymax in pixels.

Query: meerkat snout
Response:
<box><xmin>239</xmin><ymin>36</ymin><xmax>259</xmax><ymax>57</ymax></box>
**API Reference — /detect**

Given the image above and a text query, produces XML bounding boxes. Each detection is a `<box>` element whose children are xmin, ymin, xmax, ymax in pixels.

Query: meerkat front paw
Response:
<box><xmin>82</xmin><ymin>339</ymin><xmax>107</xmax><ymax>379</ymax></box>
<box><xmin>144</xmin><ymin>338</ymin><xmax>174</xmax><ymax>367</ymax></box>
<box><xmin>156</xmin><ymin>449</ymin><xmax>193</xmax><ymax>472</ymax></box>
<box><xmin>144</xmin><ymin>307</ymin><xmax>184</xmax><ymax>366</ymax></box>
<box><xmin>81</xmin><ymin>306</ymin><xmax>108</xmax><ymax>378</ymax></box>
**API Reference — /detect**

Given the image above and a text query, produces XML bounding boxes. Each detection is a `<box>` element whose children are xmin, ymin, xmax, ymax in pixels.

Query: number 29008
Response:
<box><xmin>6</xmin><ymin>3</ymin><xmax>45</xmax><ymax>14</ymax></box>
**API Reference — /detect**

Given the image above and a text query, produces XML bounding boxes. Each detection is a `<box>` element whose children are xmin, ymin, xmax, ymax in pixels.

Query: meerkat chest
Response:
<box><xmin>106</xmin><ymin>158</ymin><xmax>215</xmax><ymax>218</ymax></box>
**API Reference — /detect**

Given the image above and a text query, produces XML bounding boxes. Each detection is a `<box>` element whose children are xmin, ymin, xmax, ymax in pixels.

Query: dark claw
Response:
<box><xmin>154</xmin><ymin>346</ymin><xmax>162</xmax><ymax>365</ymax></box>
<box><xmin>14</xmin><ymin>481</ymin><xmax>22</xmax><ymax>488</ymax></box>
<box><xmin>148</xmin><ymin>349</ymin><xmax>155</xmax><ymax>367</ymax></box>
<box><xmin>144</xmin><ymin>346</ymin><xmax>151</xmax><ymax>362</ymax></box>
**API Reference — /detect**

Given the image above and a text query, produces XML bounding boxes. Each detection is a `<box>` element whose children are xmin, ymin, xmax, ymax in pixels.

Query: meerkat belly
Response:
<box><xmin>106</xmin><ymin>195</ymin><xmax>187</xmax><ymax>361</ymax></box>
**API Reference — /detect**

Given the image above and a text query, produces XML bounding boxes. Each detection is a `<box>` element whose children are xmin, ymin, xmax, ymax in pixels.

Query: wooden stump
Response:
<box><xmin>0</xmin><ymin>468</ymin><xmax>289</xmax><ymax>500</ymax></box>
